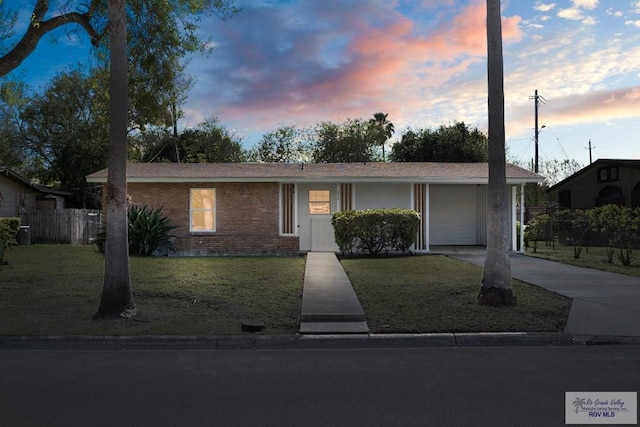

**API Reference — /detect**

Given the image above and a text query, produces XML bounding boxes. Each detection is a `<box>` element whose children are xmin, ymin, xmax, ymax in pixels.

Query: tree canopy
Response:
<box><xmin>249</xmin><ymin>125</ymin><xmax>310</xmax><ymax>163</ymax></box>
<box><xmin>312</xmin><ymin>118</ymin><xmax>381</xmax><ymax>163</ymax></box>
<box><xmin>132</xmin><ymin>118</ymin><xmax>246</xmax><ymax>163</ymax></box>
<box><xmin>1</xmin><ymin>1</ymin><xmax>239</xmax><ymax>130</ymax></box>
<box><xmin>0</xmin><ymin>0</ymin><xmax>239</xmax><ymax>77</ymax></box>
<box><xmin>391</xmin><ymin>121</ymin><xmax>488</xmax><ymax>163</ymax></box>
<box><xmin>17</xmin><ymin>69</ymin><xmax>108</xmax><ymax>207</ymax></box>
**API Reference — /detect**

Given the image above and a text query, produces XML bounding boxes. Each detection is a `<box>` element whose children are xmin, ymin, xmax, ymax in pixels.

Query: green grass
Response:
<box><xmin>1</xmin><ymin>246</ymin><xmax>572</xmax><ymax>336</ymax></box>
<box><xmin>526</xmin><ymin>243</ymin><xmax>640</xmax><ymax>277</ymax></box>
<box><xmin>0</xmin><ymin>245</ymin><xmax>305</xmax><ymax>335</ymax></box>
<box><xmin>341</xmin><ymin>255</ymin><xmax>571</xmax><ymax>333</ymax></box>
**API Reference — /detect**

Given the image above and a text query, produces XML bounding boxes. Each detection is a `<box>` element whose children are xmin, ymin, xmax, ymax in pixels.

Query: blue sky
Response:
<box><xmin>4</xmin><ymin>0</ymin><xmax>640</xmax><ymax>167</ymax></box>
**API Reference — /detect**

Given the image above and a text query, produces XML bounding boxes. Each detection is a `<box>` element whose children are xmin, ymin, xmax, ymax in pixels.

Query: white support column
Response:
<box><xmin>512</xmin><ymin>185</ymin><xmax>517</xmax><ymax>252</ymax></box>
<box><xmin>520</xmin><ymin>183</ymin><xmax>525</xmax><ymax>255</ymax></box>
<box><xmin>425</xmin><ymin>183</ymin><xmax>430</xmax><ymax>253</ymax></box>
<box><xmin>293</xmin><ymin>183</ymin><xmax>298</xmax><ymax>236</ymax></box>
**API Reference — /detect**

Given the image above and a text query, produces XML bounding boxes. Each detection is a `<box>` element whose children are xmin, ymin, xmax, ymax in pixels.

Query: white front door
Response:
<box><xmin>297</xmin><ymin>186</ymin><xmax>338</xmax><ymax>252</ymax></box>
<box><xmin>311</xmin><ymin>217</ymin><xmax>338</xmax><ymax>251</ymax></box>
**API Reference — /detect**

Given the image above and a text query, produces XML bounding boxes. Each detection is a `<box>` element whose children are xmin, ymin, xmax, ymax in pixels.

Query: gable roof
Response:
<box><xmin>0</xmin><ymin>166</ymin><xmax>72</xmax><ymax>197</ymax></box>
<box><xmin>86</xmin><ymin>162</ymin><xmax>543</xmax><ymax>184</ymax></box>
<box><xmin>548</xmin><ymin>159</ymin><xmax>640</xmax><ymax>192</ymax></box>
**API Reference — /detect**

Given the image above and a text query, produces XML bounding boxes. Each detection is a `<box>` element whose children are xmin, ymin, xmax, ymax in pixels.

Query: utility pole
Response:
<box><xmin>529</xmin><ymin>90</ymin><xmax>546</xmax><ymax>173</ymax></box>
<box><xmin>586</xmin><ymin>139</ymin><xmax>595</xmax><ymax>164</ymax></box>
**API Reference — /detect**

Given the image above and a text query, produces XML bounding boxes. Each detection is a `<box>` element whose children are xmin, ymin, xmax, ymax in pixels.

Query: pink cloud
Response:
<box><xmin>506</xmin><ymin>86</ymin><xmax>640</xmax><ymax>137</ymax></box>
<box><xmin>185</xmin><ymin>1</ymin><xmax>524</xmax><ymax>137</ymax></box>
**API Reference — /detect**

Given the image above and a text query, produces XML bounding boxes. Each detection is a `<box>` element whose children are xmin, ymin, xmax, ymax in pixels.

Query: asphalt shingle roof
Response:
<box><xmin>86</xmin><ymin>162</ymin><xmax>543</xmax><ymax>183</ymax></box>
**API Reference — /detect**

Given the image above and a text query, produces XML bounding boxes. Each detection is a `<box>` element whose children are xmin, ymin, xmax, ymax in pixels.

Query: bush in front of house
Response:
<box><xmin>95</xmin><ymin>205</ymin><xmax>177</xmax><ymax>256</ymax></box>
<box><xmin>0</xmin><ymin>217</ymin><xmax>20</xmax><ymax>262</ymax></box>
<box><xmin>332</xmin><ymin>208</ymin><xmax>419</xmax><ymax>255</ymax></box>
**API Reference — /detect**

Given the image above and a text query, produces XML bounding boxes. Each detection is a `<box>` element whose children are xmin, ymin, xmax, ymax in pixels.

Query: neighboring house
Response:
<box><xmin>548</xmin><ymin>159</ymin><xmax>640</xmax><ymax>209</ymax></box>
<box><xmin>86</xmin><ymin>162</ymin><xmax>543</xmax><ymax>255</ymax></box>
<box><xmin>0</xmin><ymin>166</ymin><xmax>70</xmax><ymax>220</ymax></box>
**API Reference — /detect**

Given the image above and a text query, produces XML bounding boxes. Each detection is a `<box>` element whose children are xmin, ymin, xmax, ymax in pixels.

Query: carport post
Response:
<box><xmin>520</xmin><ymin>183</ymin><xmax>525</xmax><ymax>254</ymax></box>
<box><xmin>512</xmin><ymin>186</ymin><xmax>517</xmax><ymax>252</ymax></box>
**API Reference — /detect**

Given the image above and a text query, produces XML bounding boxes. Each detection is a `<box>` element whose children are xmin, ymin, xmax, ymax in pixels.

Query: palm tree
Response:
<box><xmin>370</xmin><ymin>112</ymin><xmax>395</xmax><ymax>161</ymax></box>
<box><xmin>94</xmin><ymin>0</ymin><xmax>135</xmax><ymax>318</ymax></box>
<box><xmin>478</xmin><ymin>0</ymin><xmax>515</xmax><ymax>306</ymax></box>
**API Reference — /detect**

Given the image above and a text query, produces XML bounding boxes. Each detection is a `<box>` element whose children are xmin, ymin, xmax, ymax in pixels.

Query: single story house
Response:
<box><xmin>548</xmin><ymin>159</ymin><xmax>640</xmax><ymax>209</ymax></box>
<box><xmin>0</xmin><ymin>166</ymin><xmax>70</xmax><ymax>220</ymax></box>
<box><xmin>86</xmin><ymin>162</ymin><xmax>543</xmax><ymax>255</ymax></box>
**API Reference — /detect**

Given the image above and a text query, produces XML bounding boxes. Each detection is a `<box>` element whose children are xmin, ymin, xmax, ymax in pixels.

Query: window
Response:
<box><xmin>309</xmin><ymin>190</ymin><xmax>330</xmax><ymax>215</ymax></box>
<box><xmin>596</xmin><ymin>185</ymin><xmax>624</xmax><ymax>207</ymax></box>
<box><xmin>633</xmin><ymin>182</ymin><xmax>640</xmax><ymax>208</ymax></box>
<box><xmin>597</xmin><ymin>166</ymin><xmax>619</xmax><ymax>183</ymax></box>
<box><xmin>558</xmin><ymin>190</ymin><xmax>571</xmax><ymax>209</ymax></box>
<box><xmin>190</xmin><ymin>189</ymin><xmax>216</xmax><ymax>231</ymax></box>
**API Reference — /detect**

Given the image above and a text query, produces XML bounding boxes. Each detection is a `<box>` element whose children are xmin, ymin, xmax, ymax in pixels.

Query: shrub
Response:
<box><xmin>332</xmin><ymin>208</ymin><xmax>419</xmax><ymax>255</ymax></box>
<box><xmin>554</xmin><ymin>209</ymin><xmax>594</xmax><ymax>259</ymax></box>
<box><xmin>524</xmin><ymin>214</ymin><xmax>550</xmax><ymax>253</ymax></box>
<box><xmin>332</xmin><ymin>210</ymin><xmax>357</xmax><ymax>253</ymax></box>
<box><xmin>593</xmin><ymin>205</ymin><xmax>622</xmax><ymax>263</ymax></box>
<box><xmin>590</xmin><ymin>205</ymin><xmax>640</xmax><ymax>266</ymax></box>
<box><xmin>0</xmin><ymin>217</ymin><xmax>21</xmax><ymax>262</ymax></box>
<box><xmin>96</xmin><ymin>205</ymin><xmax>177</xmax><ymax>256</ymax></box>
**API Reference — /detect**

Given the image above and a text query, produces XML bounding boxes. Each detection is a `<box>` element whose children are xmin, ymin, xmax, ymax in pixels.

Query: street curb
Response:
<box><xmin>1</xmin><ymin>332</ymin><xmax>638</xmax><ymax>350</ymax></box>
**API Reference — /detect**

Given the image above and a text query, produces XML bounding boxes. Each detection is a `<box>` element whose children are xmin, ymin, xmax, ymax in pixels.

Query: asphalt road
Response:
<box><xmin>1</xmin><ymin>345</ymin><xmax>638</xmax><ymax>427</ymax></box>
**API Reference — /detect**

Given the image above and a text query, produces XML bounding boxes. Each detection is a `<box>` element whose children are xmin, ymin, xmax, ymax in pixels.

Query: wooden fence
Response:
<box><xmin>25</xmin><ymin>209</ymin><xmax>102</xmax><ymax>245</ymax></box>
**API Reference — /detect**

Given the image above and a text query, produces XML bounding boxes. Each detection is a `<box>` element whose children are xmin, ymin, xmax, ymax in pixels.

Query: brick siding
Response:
<box><xmin>126</xmin><ymin>182</ymin><xmax>299</xmax><ymax>255</ymax></box>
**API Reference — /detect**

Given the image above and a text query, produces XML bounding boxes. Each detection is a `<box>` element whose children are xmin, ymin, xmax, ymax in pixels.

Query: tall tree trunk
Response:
<box><xmin>94</xmin><ymin>0</ymin><xmax>134</xmax><ymax>318</ymax></box>
<box><xmin>478</xmin><ymin>0</ymin><xmax>515</xmax><ymax>306</ymax></box>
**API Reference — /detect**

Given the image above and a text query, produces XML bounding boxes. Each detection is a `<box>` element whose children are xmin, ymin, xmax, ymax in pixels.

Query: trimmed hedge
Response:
<box><xmin>0</xmin><ymin>217</ymin><xmax>21</xmax><ymax>262</ymax></box>
<box><xmin>332</xmin><ymin>208</ymin><xmax>419</xmax><ymax>255</ymax></box>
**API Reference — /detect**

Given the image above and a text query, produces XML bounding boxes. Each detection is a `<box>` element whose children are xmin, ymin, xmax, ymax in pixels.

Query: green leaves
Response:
<box><xmin>312</xmin><ymin>118</ymin><xmax>382</xmax><ymax>163</ymax></box>
<box><xmin>592</xmin><ymin>205</ymin><xmax>640</xmax><ymax>266</ymax></box>
<box><xmin>0</xmin><ymin>217</ymin><xmax>20</xmax><ymax>262</ymax></box>
<box><xmin>332</xmin><ymin>209</ymin><xmax>420</xmax><ymax>256</ymax></box>
<box><xmin>390</xmin><ymin>121</ymin><xmax>488</xmax><ymax>163</ymax></box>
<box><xmin>127</xmin><ymin>205</ymin><xmax>178</xmax><ymax>256</ymax></box>
<box><xmin>96</xmin><ymin>205</ymin><xmax>177</xmax><ymax>256</ymax></box>
<box><xmin>554</xmin><ymin>209</ymin><xmax>594</xmax><ymax>259</ymax></box>
<box><xmin>553</xmin><ymin>206</ymin><xmax>640</xmax><ymax>265</ymax></box>
<box><xmin>524</xmin><ymin>213</ymin><xmax>550</xmax><ymax>253</ymax></box>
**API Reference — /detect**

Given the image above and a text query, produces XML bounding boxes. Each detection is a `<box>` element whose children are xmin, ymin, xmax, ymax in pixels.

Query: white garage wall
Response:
<box><xmin>429</xmin><ymin>184</ymin><xmax>479</xmax><ymax>245</ymax></box>
<box><xmin>353</xmin><ymin>183</ymin><xmax>412</xmax><ymax>210</ymax></box>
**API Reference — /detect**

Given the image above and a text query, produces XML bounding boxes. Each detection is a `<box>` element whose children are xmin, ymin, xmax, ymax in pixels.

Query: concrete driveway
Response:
<box><xmin>435</xmin><ymin>246</ymin><xmax>640</xmax><ymax>337</ymax></box>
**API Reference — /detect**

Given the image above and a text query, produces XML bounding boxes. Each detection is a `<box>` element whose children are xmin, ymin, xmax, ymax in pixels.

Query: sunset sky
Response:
<box><xmin>6</xmin><ymin>0</ymin><xmax>640</xmax><ymax>167</ymax></box>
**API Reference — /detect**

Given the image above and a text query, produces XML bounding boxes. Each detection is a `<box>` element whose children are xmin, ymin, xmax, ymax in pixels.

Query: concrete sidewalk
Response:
<box><xmin>439</xmin><ymin>247</ymin><xmax>640</xmax><ymax>337</ymax></box>
<box><xmin>299</xmin><ymin>252</ymin><xmax>369</xmax><ymax>334</ymax></box>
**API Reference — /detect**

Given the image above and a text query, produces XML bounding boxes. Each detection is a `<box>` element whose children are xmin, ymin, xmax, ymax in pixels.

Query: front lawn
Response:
<box><xmin>1</xmin><ymin>246</ymin><xmax>571</xmax><ymax>336</ymax></box>
<box><xmin>526</xmin><ymin>243</ymin><xmax>640</xmax><ymax>277</ymax></box>
<box><xmin>0</xmin><ymin>245</ymin><xmax>305</xmax><ymax>335</ymax></box>
<box><xmin>341</xmin><ymin>255</ymin><xmax>571</xmax><ymax>333</ymax></box>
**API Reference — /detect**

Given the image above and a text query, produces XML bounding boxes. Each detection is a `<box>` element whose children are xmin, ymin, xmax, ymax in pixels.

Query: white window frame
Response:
<box><xmin>190</xmin><ymin>188</ymin><xmax>216</xmax><ymax>232</ymax></box>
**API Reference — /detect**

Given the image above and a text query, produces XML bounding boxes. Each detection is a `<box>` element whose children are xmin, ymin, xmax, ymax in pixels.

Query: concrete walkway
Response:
<box><xmin>300</xmin><ymin>252</ymin><xmax>369</xmax><ymax>334</ymax></box>
<box><xmin>437</xmin><ymin>247</ymin><xmax>640</xmax><ymax>337</ymax></box>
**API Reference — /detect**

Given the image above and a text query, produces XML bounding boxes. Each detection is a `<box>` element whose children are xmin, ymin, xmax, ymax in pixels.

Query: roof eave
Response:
<box><xmin>86</xmin><ymin>176</ymin><xmax>543</xmax><ymax>184</ymax></box>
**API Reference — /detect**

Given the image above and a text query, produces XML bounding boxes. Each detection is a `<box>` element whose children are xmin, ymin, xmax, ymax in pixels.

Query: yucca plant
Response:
<box><xmin>95</xmin><ymin>205</ymin><xmax>177</xmax><ymax>256</ymax></box>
